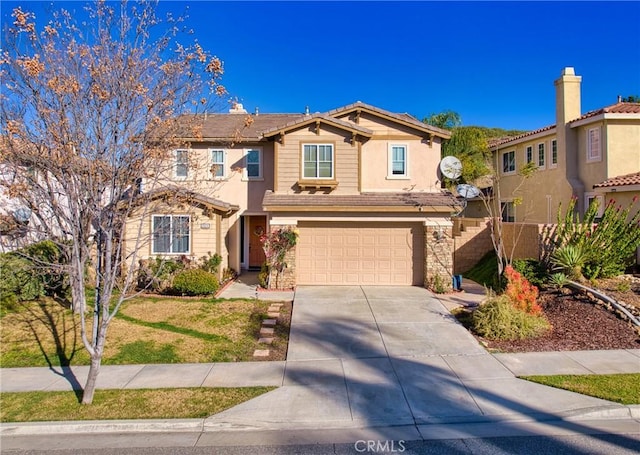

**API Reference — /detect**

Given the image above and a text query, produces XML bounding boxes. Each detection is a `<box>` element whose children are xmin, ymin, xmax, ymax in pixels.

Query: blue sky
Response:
<box><xmin>3</xmin><ymin>1</ymin><xmax>640</xmax><ymax>130</ymax></box>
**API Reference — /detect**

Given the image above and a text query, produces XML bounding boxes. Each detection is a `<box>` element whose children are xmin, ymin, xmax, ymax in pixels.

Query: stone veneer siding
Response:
<box><xmin>424</xmin><ymin>225</ymin><xmax>454</xmax><ymax>291</ymax></box>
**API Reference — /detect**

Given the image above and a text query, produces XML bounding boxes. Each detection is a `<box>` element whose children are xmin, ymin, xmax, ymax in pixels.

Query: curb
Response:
<box><xmin>3</xmin><ymin>405</ymin><xmax>638</xmax><ymax>436</ymax></box>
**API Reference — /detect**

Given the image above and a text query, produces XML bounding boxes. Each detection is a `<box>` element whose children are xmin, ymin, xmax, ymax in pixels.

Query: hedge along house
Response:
<box><xmin>124</xmin><ymin>102</ymin><xmax>461</xmax><ymax>288</ymax></box>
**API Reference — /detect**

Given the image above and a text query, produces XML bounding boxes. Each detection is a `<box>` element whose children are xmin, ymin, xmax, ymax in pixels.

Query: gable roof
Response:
<box><xmin>593</xmin><ymin>172</ymin><xmax>640</xmax><ymax>189</ymax></box>
<box><xmin>327</xmin><ymin>101</ymin><xmax>452</xmax><ymax>139</ymax></box>
<box><xmin>490</xmin><ymin>124</ymin><xmax>556</xmax><ymax>148</ymax></box>
<box><xmin>178</xmin><ymin>101</ymin><xmax>450</xmax><ymax>142</ymax></box>
<box><xmin>262</xmin><ymin>113</ymin><xmax>374</xmax><ymax>138</ymax></box>
<box><xmin>132</xmin><ymin>186</ymin><xmax>240</xmax><ymax>213</ymax></box>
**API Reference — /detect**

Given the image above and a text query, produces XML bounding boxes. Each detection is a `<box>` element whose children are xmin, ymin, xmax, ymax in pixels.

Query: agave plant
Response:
<box><xmin>551</xmin><ymin>244</ymin><xmax>589</xmax><ymax>281</ymax></box>
<box><xmin>547</xmin><ymin>272</ymin><xmax>568</xmax><ymax>289</ymax></box>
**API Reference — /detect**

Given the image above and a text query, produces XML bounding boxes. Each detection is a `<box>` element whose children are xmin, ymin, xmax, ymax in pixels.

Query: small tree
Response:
<box><xmin>1</xmin><ymin>1</ymin><xmax>225</xmax><ymax>404</ymax></box>
<box><xmin>260</xmin><ymin>227</ymin><xmax>298</xmax><ymax>289</ymax></box>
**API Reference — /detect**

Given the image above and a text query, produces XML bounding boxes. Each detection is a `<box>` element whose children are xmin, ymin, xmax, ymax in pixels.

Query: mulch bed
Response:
<box><xmin>479</xmin><ymin>291</ymin><xmax>640</xmax><ymax>353</ymax></box>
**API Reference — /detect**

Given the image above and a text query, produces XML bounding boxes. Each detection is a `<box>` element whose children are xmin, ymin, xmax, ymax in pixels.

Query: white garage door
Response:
<box><xmin>297</xmin><ymin>222</ymin><xmax>424</xmax><ymax>285</ymax></box>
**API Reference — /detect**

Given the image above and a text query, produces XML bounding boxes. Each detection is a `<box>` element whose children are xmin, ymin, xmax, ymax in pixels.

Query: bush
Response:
<box><xmin>257</xmin><ymin>262</ymin><xmax>269</xmax><ymax>289</ymax></box>
<box><xmin>512</xmin><ymin>259</ymin><xmax>547</xmax><ymax>288</ymax></box>
<box><xmin>503</xmin><ymin>265</ymin><xmax>541</xmax><ymax>315</ymax></box>
<box><xmin>472</xmin><ymin>295</ymin><xmax>551</xmax><ymax>340</ymax></box>
<box><xmin>0</xmin><ymin>240</ymin><xmax>68</xmax><ymax>308</ymax></box>
<box><xmin>199</xmin><ymin>252</ymin><xmax>222</xmax><ymax>274</ymax></box>
<box><xmin>171</xmin><ymin>269</ymin><xmax>219</xmax><ymax>296</ymax></box>
<box><xmin>136</xmin><ymin>257</ymin><xmax>186</xmax><ymax>292</ymax></box>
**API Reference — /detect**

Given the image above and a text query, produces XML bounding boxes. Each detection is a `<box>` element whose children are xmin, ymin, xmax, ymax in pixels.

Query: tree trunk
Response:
<box><xmin>81</xmin><ymin>354</ymin><xmax>102</xmax><ymax>404</ymax></box>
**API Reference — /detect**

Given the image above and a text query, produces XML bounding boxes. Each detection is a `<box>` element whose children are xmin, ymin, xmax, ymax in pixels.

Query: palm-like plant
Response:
<box><xmin>551</xmin><ymin>244</ymin><xmax>589</xmax><ymax>282</ymax></box>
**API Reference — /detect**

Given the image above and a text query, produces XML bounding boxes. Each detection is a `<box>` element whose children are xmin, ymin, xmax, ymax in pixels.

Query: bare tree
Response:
<box><xmin>0</xmin><ymin>1</ymin><xmax>225</xmax><ymax>404</ymax></box>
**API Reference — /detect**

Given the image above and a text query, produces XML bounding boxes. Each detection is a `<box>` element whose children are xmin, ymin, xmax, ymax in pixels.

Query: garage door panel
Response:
<box><xmin>297</xmin><ymin>222</ymin><xmax>424</xmax><ymax>285</ymax></box>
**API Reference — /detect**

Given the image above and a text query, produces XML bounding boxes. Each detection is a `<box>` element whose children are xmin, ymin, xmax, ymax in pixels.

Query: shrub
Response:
<box><xmin>0</xmin><ymin>240</ymin><xmax>68</xmax><ymax>308</ymax></box>
<box><xmin>428</xmin><ymin>274</ymin><xmax>448</xmax><ymax>294</ymax></box>
<box><xmin>548</xmin><ymin>273</ymin><xmax>568</xmax><ymax>289</ymax></box>
<box><xmin>199</xmin><ymin>252</ymin><xmax>222</xmax><ymax>274</ymax></box>
<box><xmin>257</xmin><ymin>263</ymin><xmax>269</xmax><ymax>289</ymax></box>
<box><xmin>551</xmin><ymin>244</ymin><xmax>588</xmax><ymax>281</ymax></box>
<box><xmin>136</xmin><ymin>257</ymin><xmax>185</xmax><ymax>292</ymax></box>
<box><xmin>472</xmin><ymin>295</ymin><xmax>551</xmax><ymax>340</ymax></box>
<box><xmin>172</xmin><ymin>269</ymin><xmax>219</xmax><ymax>296</ymax></box>
<box><xmin>512</xmin><ymin>259</ymin><xmax>547</xmax><ymax>288</ymax></box>
<box><xmin>504</xmin><ymin>265</ymin><xmax>541</xmax><ymax>315</ymax></box>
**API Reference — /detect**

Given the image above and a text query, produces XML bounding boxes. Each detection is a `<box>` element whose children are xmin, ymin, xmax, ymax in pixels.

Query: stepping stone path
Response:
<box><xmin>253</xmin><ymin>303</ymin><xmax>284</xmax><ymax>358</ymax></box>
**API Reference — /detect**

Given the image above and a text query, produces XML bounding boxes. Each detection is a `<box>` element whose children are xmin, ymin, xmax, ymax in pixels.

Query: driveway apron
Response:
<box><xmin>205</xmin><ymin>286</ymin><xmax>621</xmax><ymax>431</ymax></box>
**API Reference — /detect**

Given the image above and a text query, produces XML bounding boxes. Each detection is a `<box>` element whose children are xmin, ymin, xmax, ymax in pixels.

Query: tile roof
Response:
<box><xmin>490</xmin><ymin>124</ymin><xmax>556</xmax><ymax>147</ymax></box>
<box><xmin>571</xmin><ymin>102</ymin><xmax>640</xmax><ymax>123</ymax></box>
<box><xmin>195</xmin><ymin>113</ymin><xmax>305</xmax><ymax>141</ymax></box>
<box><xmin>326</xmin><ymin>101</ymin><xmax>452</xmax><ymax>138</ymax></box>
<box><xmin>593</xmin><ymin>172</ymin><xmax>640</xmax><ymax>188</ymax></box>
<box><xmin>262</xmin><ymin>190</ymin><xmax>462</xmax><ymax>211</ymax></box>
<box><xmin>137</xmin><ymin>185</ymin><xmax>240</xmax><ymax>212</ymax></box>
<box><xmin>261</xmin><ymin>113</ymin><xmax>374</xmax><ymax>137</ymax></box>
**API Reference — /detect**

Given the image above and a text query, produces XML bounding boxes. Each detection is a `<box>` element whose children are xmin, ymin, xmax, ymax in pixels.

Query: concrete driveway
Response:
<box><xmin>205</xmin><ymin>286</ymin><xmax>621</xmax><ymax>434</ymax></box>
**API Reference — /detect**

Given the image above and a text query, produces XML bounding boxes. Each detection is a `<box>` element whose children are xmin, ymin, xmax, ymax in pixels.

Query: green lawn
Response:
<box><xmin>0</xmin><ymin>387</ymin><xmax>274</xmax><ymax>422</ymax></box>
<box><xmin>521</xmin><ymin>373</ymin><xmax>640</xmax><ymax>405</ymax></box>
<box><xmin>0</xmin><ymin>296</ymin><xmax>289</xmax><ymax>367</ymax></box>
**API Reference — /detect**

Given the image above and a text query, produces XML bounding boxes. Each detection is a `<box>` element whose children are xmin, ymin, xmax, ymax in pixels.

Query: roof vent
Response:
<box><xmin>305</xmin><ymin>106</ymin><xmax>310</xmax><ymax>115</ymax></box>
<box><xmin>229</xmin><ymin>103</ymin><xmax>247</xmax><ymax>114</ymax></box>
<box><xmin>255</xmin><ymin>107</ymin><xmax>259</xmax><ymax>116</ymax></box>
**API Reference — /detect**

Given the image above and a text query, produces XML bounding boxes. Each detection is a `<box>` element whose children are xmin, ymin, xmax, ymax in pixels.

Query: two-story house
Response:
<box><xmin>124</xmin><ymin>102</ymin><xmax>461</xmax><ymax>288</ymax></box>
<box><xmin>489</xmin><ymin>68</ymin><xmax>640</xmax><ymax>223</ymax></box>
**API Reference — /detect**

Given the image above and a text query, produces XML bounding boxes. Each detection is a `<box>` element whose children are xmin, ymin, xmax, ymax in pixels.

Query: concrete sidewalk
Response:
<box><xmin>216</xmin><ymin>271</ymin><xmax>295</xmax><ymax>301</ymax></box>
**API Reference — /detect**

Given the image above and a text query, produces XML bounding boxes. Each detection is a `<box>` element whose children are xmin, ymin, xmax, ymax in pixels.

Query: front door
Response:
<box><xmin>248</xmin><ymin>216</ymin><xmax>267</xmax><ymax>269</ymax></box>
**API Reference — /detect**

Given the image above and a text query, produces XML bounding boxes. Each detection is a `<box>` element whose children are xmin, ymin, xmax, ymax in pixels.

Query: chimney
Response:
<box><xmin>254</xmin><ymin>107</ymin><xmax>259</xmax><ymax>116</ymax></box>
<box><xmin>554</xmin><ymin>67</ymin><xmax>582</xmax><ymax>126</ymax></box>
<box><xmin>305</xmin><ymin>106</ymin><xmax>310</xmax><ymax>115</ymax></box>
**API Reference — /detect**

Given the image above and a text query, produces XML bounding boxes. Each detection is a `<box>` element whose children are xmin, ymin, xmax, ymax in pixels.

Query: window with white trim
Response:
<box><xmin>502</xmin><ymin>151</ymin><xmax>515</xmax><ymax>174</ymax></box>
<box><xmin>152</xmin><ymin>215</ymin><xmax>190</xmax><ymax>254</ymax></box>
<box><xmin>175</xmin><ymin>149</ymin><xmax>188</xmax><ymax>178</ymax></box>
<box><xmin>537</xmin><ymin>142</ymin><xmax>545</xmax><ymax>168</ymax></box>
<box><xmin>303</xmin><ymin>144</ymin><xmax>334</xmax><ymax>179</ymax></box>
<box><xmin>388</xmin><ymin>144</ymin><xmax>408</xmax><ymax>177</ymax></box>
<box><xmin>585</xmin><ymin>193</ymin><xmax>605</xmax><ymax>219</ymax></box>
<box><xmin>244</xmin><ymin>149</ymin><xmax>262</xmax><ymax>179</ymax></box>
<box><xmin>550</xmin><ymin>139</ymin><xmax>558</xmax><ymax>167</ymax></box>
<box><xmin>211</xmin><ymin>150</ymin><xmax>224</xmax><ymax>178</ymax></box>
<box><xmin>525</xmin><ymin>146</ymin><xmax>533</xmax><ymax>164</ymax></box>
<box><xmin>587</xmin><ymin>127</ymin><xmax>601</xmax><ymax>161</ymax></box>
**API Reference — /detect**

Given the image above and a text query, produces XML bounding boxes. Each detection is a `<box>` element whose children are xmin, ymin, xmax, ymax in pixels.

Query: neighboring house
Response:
<box><xmin>125</xmin><ymin>102</ymin><xmax>461</xmax><ymax>287</ymax></box>
<box><xmin>489</xmin><ymin>67</ymin><xmax>640</xmax><ymax>223</ymax></box>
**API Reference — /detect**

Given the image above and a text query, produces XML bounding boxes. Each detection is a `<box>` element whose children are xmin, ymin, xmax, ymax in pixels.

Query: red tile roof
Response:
<box><xmin>593</xmin><ymin>172</ymin><xmax>640</xmax><ymax>188</ymax></box>
<box><xmin>490</xmin><ymin>124</ymin><xmax>556</xmax><ymax>147</ymax></box>
<box><xmin>572</xmin><ymin>102</ymin><xmax>640</xmax><ymax>122</ymax></box>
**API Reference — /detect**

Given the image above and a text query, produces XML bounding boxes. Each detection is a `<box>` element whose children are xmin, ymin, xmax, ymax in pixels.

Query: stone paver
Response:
<box><xmin>262</xmin><ymin>319</ymin><xmax>277</xmax><ymax>326</ymax></box>
<box><xmin>259</xmin><ymin>327</ymin><xmax>274</xmax><ymax>336</ymax></box>
<box><xmin>253</xmin><ymin>350</ymin><xmax>270</xmax><ymax>357</ymax></box>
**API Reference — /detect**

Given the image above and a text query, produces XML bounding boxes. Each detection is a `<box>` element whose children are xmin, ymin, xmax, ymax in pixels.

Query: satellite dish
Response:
<box><xmin>456</xmin><ymin>183</ymin><xmax>481</xmax><ymax>199</ymax></box>
<box><xmin>439</xmin><ymin>156</ymin><xmax>462</xmax><ymax>180</ymax></box>
<box><xmin>13</xmin><ymin>207</ymin><xmax>32</xmax><ymax>223</ymax></box>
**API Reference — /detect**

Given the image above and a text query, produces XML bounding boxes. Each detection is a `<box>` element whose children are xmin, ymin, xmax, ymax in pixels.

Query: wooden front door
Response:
<box><xmin>248</xmin><ymin>216</ymin><xmax>267</xmax><ymax>268</ymax></box>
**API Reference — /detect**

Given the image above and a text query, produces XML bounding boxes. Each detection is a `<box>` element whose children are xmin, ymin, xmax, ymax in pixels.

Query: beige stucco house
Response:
<box><xmin>488</xmin><ymin>68</ymin><xmax>640</xmax><ymax>223</ymax></box>
<box><xmin>125</xmin><ymin>102</ymin><xmax>462</xmax><ymax>288</ymax></box>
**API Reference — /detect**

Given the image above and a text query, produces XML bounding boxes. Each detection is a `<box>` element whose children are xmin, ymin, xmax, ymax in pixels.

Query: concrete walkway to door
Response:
<box><xmin>205</xmin><ymin>285</ymin><xmax>635</xmax><ymax>436</ymax></box>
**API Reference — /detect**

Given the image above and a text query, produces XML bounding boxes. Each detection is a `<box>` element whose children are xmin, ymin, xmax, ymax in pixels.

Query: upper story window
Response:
<box><xmin>550</xmin><ymin>139</ymin><xmax>558</xmax><ymax>167</ymax></box>
<box><xmin>525</xmin><ymin>146</ymin><xmax>533</xmax><ymax>164</ymax></box>
<box><xmin>175</xmin><ymin>149</ymin><xmax>188</xmax><ymax>178</ymax></box>
<box><xmin>502</xmin><ymin>150</ymin><xmax>515</xmax><ymax>174</ymax></box>
<box><xmin>211</xmin><ymin>150</ymin><xmax>224</xmax><ymax>178</ymax></box>
<box><xmin>303</xmin><ymin>144</ymin><xmax>334</xmax><ymax>179</ymax></box>
<box><xmin>388</xmin><ymin>144</ymin><xmax>408</xmax><ymax>178</ymax></box>
<box><xmin>587</xmin><ymin>127</ymin><xmax>601</xmax><ymax>162</ymax></box>
<box><xmin>537</xmin><ymin>143</ymin><xmax>545</xmax><ymax>168</ymax></box>
<box><xmin>244</xmin><ymin>148</ymin><xmax>262</xmax><ymax>180</ymax></box>
<box><xmin>152</xmin><ymin>215</ymin><xmax>190</xmax><ymax>254</ymax></box>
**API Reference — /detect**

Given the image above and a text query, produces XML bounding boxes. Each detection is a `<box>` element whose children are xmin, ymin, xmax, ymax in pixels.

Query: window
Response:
<box><xmin>245</xmin><ymin>149</ymin><xmax>262</xmax><ymax>179</ymax></box>
<box><xmin>152</xmin><ymin>215</ymin><xmax>190</xmax><ymax>254</ymax></box>
<box><xmin>175</xmin><ymin>150</ymin><xmax>188</xmax><ymax>178</ymax></box>
<box><xmin>502</xmin><ymin>151</ymin><xmax>515</xmax><ymax>174</ymax></box>
<box><xmin>587</xmin><ymin>127</ymin><xmax>601</xmax><ymax>161</ymax></box>
<box><xmin>303</xmin><ymin>144</ymin><xmax>334</xmax><ymax>179</ymax></box>
<box><xmin>501</xmin><ymin>201</ymin><xmax>515</xmax><ymax>222</ymax></box>
<box><xmin>211</xmin><ymin>150</ymin><xmax>224</xmax><ymax>178</ymax></box>
<box><xmin>388</xmin><ymin>145</ymin><xmax>408</xmax><ymax>177</ymax></box>
<box><xmin>525</xmin><ymin>146</ymin><xmax>533</xmax><ymax>164</ymax></box>
<box><xmin>537</xmin><ymin>143</ymin><xmax>545</xmax><ymax>168</ymax></box>
<box><xmin>585</xmin><ymin>193</ymin><xmax>605</xmax><ymax>219</ymax></box>
<box><xmin>550</xmin><ymin>139</ymin><xmax>558</xmax><ymax>167</ymax></box>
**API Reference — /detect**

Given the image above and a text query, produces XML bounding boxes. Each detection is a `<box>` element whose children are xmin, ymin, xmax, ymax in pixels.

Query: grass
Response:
<box><xmin>521</xmin><ymin>373</ymin><xmax>640</xmax><ymax>405</ymax></box>
<box><xmin>463</xmin><ymin>250</ymin><xmax>500</xmax><ymax>290</ymax></box>
<box><xmin>0</xmin><ymin>387</ymin><xmax>274</xmax><ymax>422</ymax></box>
<box><xmin>0</xmin><ymin>296</ymin><xmax>285</xmax><ymax>367</ymax></box>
